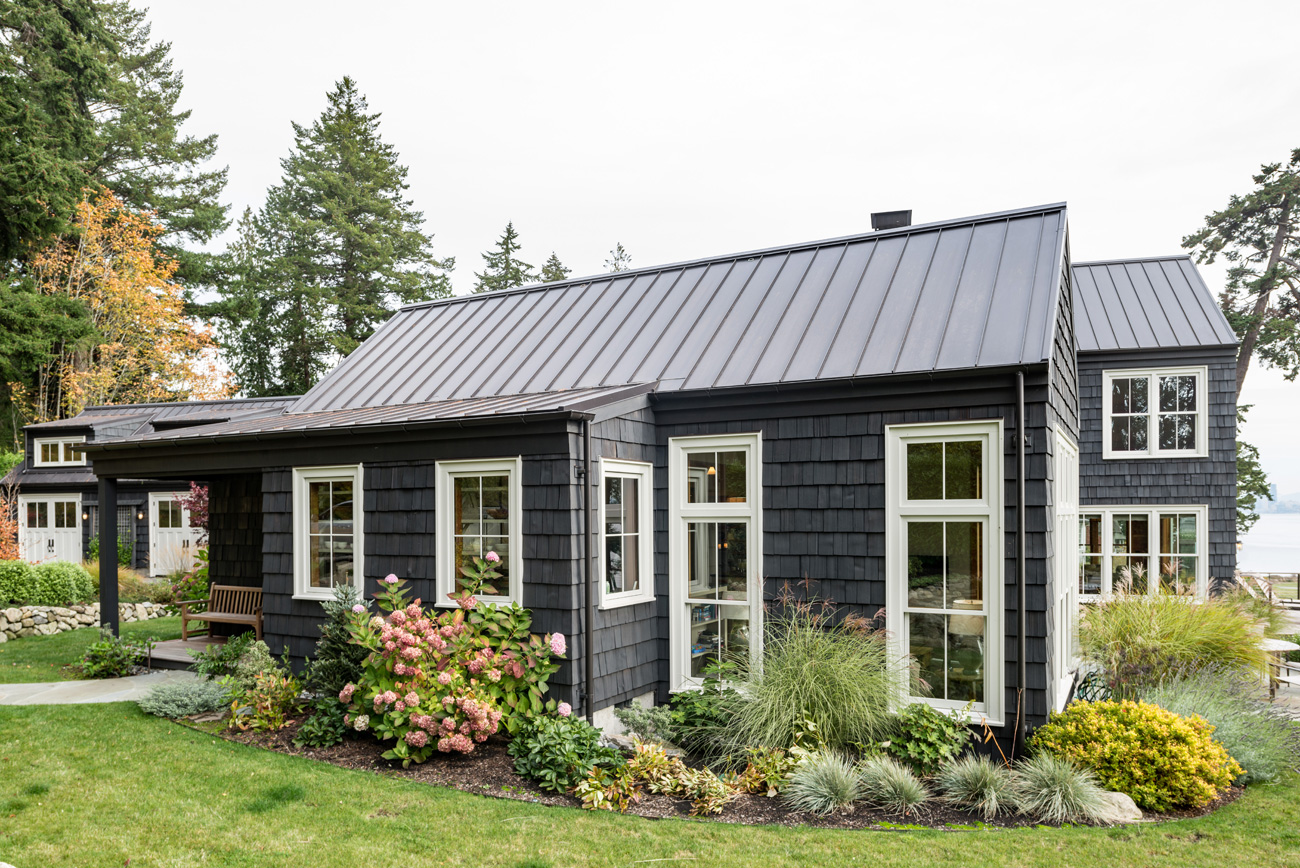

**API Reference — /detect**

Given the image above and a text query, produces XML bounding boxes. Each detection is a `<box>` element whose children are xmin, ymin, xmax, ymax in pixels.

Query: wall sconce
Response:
<box><xmin>81</xmin><ymin>510</ymin><xmax>89</xmax><ymax>522</ymax></box>
<box><xmin>136</xmin><ymin>509</ymin><xmax>146</xmax><ymax>521</ymax></box>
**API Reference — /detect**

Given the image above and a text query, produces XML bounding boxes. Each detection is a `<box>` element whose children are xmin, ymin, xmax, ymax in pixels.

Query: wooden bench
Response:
<box><xmin>180</xmin><ymin>585</ymin><xmax>263</xmax><ymax>642</ymax></box>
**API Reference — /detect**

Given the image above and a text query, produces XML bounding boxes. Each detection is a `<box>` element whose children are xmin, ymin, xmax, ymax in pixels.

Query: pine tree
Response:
<box><xmin>605</xmin><ymin>242</ymin><xmax>632</xmax><ymax>273</ymax></box>
<box><xmin>214</xmin><ymin>209</ymin><xmax>279</xmax><ymax>397</ymax></box>
<box><xmin>539</xmin><ymin>251</ymin><xmax>571</xmax><ymax>283</ymax></box>
<box><xmin>304</xmin><ymin>584</ymin><xmax>370</xmax><ymax>697</ymax></box>
<box><xmin>227</xmin><ymin>77</ymin><xmax>454</xmax><ymax>393</ymax></box>
<box><xmin>473</xmin><ymin>222</ymin><xmax>536</xmax><ymax>292</ymax></box>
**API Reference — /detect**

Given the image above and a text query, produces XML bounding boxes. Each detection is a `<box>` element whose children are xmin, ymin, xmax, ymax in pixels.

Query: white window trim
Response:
<box><xmin>1078</xmin><ymin>504</ymin><xmax>1209</xmax><ymax>601</ymax></box>
<box><xmin>1101</xmin><ymin>366</ymin><xmax>1208</xmax><ymax>460</ymax></box>
<box><xmin>599</xmin><ymin>458</ymin><xmax>655</xmax><ymax>610</ymax></box>
<box><xmin>435</xmin><ymin>457</ymin><xmax>523</xmax><ymax>607</ymax></box>
<box><xmin>292</xmin><ymin>464</ymin><xmax>365</xmax><ymax>601</ymax></box>
<box><xmin>668</xmin><ymin>432</ymin><xmax>763</xmax><ymax>692</ymax></box>
<box><xmin>33</xmin><ymin>436</ymin><xmax>86</xmax><ymax>467</ymax></box>
<box><xmin>1051</xmin><ymin>427</ymin><xmax>1080</xmax><ymax>711</ymax></box>
<box><xmin>885</xmin><ymin>420</ymin><xmax>1004</xmax><ymax>725</ymax></box>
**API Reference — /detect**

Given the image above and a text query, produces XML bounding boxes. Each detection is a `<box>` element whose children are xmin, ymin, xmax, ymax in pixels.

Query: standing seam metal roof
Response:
<box><xmin>292</xmin><ymin>204</ymin><xmax>1070</xmax><ymax>413</ymax></box>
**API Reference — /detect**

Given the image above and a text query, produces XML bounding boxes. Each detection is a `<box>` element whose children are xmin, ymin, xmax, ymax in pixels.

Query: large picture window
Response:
<box><xmin>436</xmin><ymin>458</ymin><xmax>522</xmax><ymax>606</ymax></box>
<box><xmin>1077</xmin><ymin>505</ymin><xmax>1207</xmax><ymax>598</ymax></box>
<box><xmin>669</xmin><ymin>433</ymin><xmax>762</xmax><ymax>690</ymax></box>
<box><xmin>1102</xmin><ymin>367</ymin><xmax>1207</xmax><ymax>459</ymax></box>
<box><xmin>886</xmin><ymin>421</ymin><xmax>1003</xmax><ymax>723</ymax></box>
<box><xmin>600</xmin><ymin>459</ymin><xmax>654</xmax><ymax>608</ymax></box>
<box><xmin>33</xmin><ymin>436</ymin><xmax>86</xmax><ymax>467</ymax></box>
<box><xmin>293</xmin><ymin>465</ymin><xmax>364</xmax><ymax>600</ymax></box>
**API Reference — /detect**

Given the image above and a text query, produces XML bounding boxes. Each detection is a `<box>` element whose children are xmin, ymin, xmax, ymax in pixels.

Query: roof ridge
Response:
<box><xmin>80</xmin><ymin>396</ymin><xmax>295</xmax><ymax>411</ymax></box>
<box><xmin>1072</xmin><ymin>254</ymin><xmax>1192</xmax><ymax>267</ymax></box>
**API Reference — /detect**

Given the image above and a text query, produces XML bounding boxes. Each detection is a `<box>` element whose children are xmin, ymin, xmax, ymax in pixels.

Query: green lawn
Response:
<box><xmin>0</xmin><ymin>616</ymin><xmax>183</xmax><ymax>683</ymax></box>
<box><xmin>1</xmin><ymin>704</ymin><xmax>1298</xmax><ymax>868</ymax></box>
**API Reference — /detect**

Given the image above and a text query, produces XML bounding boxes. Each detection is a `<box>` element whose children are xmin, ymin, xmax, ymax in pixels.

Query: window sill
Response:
<box><xmin>599</xmin><ymin>593</ymin><xmax>655</xmax><ymax>611</ymax></box>
<box><xmin>293</xmin><ymin>590</ymin><xmax>340</xmax><ymax>602</ymax></box>
<box><xmin>1101</xmin><ymin>451</ymin><xmax>1208</xmax><ymax>461</ymax></box>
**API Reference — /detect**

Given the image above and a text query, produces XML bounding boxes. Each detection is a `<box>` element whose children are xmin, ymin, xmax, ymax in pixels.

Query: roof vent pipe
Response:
<box><xmin>870</xmin><ymin>210</ymin><xmax>912</xmax><ymax>231</ymax></box>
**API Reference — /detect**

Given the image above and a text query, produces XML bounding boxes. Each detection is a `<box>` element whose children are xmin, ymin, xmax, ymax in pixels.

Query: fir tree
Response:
<box><xmin>540</xmin><ymin>251</ymin><xmax>571</xmax><ymax>283</ymax></box>
<box><xmin>304</xmin><ymin>585</ymin><xmax>370</xmax><ymax>697</ymax></box>
<box><xmin>605</xmin><ymin>242</ymin><xmax>632</xmax><ymax>273</ymax></box>
<box><xmin>214</xmin><ymin>209</ymin><xmax>279</xmax><ymax>397</ymax></box>
<box><xmin>473</xmin><ymin>222</ymin><xmax>536</xmax><ymax>292</ymax></box>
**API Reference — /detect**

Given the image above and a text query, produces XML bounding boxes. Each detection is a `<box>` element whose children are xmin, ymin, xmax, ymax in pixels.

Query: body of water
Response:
<box><xmin>1238</xmin><ymin>513</ymin><xmax>1300</xmax><ymax>573</ymax></box>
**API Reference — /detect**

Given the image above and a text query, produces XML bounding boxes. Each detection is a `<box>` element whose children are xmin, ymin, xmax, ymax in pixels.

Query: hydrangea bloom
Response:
<box><xmin>384</xmin><ymin>574</ymin><xmax>399</xmax><ymax>584</ymax></box>
<box><xmin>485</xmin><ymin>551</ymin><xmax>500</xmax><ymax>563</ymax></box>
<box><xmin>550</xmin><ymin>633</ymin><xmax>566</xmax><ymax>657</ymax></box>
<box><xmin>353</xmin><ymin>714</ymin><xmax>370</xmax><ymax>732</ymax></box>
<box><xmin>339</xmin><ymin>683</ymin><xmax>356</xmax><ymax>702</ymax></box>
<box><xmin>557</xmin><ymin>702</ymin><xmax>572</xmax><ymax>717</ymax></box>
<box><xmin>351</xmin><ymin>604</ymin><xmax>366</xmax><ymax>614</ymax></box>
<box><xmin>437</xmin><ymin>671</ymin><xmax>453</xmax><ymax>686</ymax></box>
<box><xmin>405</xmin><ymin>730</ymin><xmax>429</xmax><ymax>748</ymax></box>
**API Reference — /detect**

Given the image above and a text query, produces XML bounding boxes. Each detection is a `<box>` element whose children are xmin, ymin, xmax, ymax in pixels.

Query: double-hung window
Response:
<box><xmin>436</xmin><ymin>458</ymin><xmax>522</xmax><ymax>606</ymax></box>
<box><xmin>293</xmin><ymin>465</ymin><xmax>364</xmax><ymax>600</ymax></box>
<box><xmin>669</xmin><ymin>433</ymin><xmax>762</xmax><ymax>690</ymax></box>
<box><xmin>34</xmin><ymin>436</ymin><xmax>86</xmax><ymax>467</ymax></box>
<box><xmin>1103</xmin><ymin>367</ymin><xmax>1207</xmax><ymax>458</ymax></box>
<box><xmin>886</xmin><ymin>421</ymin><xmax>1003</xmax><ymax>723</ymax></box>
<box><xmin>600</xmin><ymin>459</ymin><xmax>654</xmax><ymax>608</ymax></box>
<box><xmin>1077</xmin><ymin>505</ymin><xmax>1207</xmax><ymax>598</ymax></box>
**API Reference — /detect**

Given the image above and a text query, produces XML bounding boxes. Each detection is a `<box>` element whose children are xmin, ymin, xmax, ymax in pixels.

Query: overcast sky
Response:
<box><xmin>146</xmin><ymin>0</ymin><xmax>1300</xmax><ymax>493</ymax></box>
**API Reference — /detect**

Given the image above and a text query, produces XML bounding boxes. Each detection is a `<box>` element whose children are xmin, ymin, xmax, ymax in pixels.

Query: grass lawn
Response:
<box><xmin>0</xmin><ymin>616</ymin><xmax>183</xmax><ymax>683</ymax></box>
<box><xmin>1</xmin><ymin>704</ymin><xmax>1298</xmax><ymax>868</ymax></box>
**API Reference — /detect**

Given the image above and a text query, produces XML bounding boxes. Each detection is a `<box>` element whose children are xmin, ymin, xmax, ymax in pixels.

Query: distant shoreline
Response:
<box><xmin>1239</xmin><ymin>513</ymin><xmax>1300</xmax><ymax>573</ymax></box>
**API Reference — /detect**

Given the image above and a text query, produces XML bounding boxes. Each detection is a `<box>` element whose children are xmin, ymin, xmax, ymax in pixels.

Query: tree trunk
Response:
<box><xmin>1235</xmin><ymin>192</ymin><xmax>1293</xmax><ymax>399</ymax></box>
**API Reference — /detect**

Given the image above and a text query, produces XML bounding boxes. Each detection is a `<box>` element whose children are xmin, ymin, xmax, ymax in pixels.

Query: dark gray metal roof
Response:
<box><xmin>90</xmin><ymin>385</ymin><xmax>653</xmax><ymax>449</ymax></box>
<box><xmin>24</xmin><ymin>397</ymin><xmax>297</xmax><ymax>432</ymax></box>
<box><xmin>1072</xmin><ymin>256</ymin><xmax>1237</xmax><ymax>353</ymax></box>
<box><xmin>292</xmin><ymin>204</ymin><xmax>1070</xmax><ymax>413</ymax></box>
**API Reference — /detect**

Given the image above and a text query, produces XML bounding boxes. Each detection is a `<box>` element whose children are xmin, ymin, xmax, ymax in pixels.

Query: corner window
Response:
<box><xmin>293</xmin><ymin>465</ymin><xmax>364</xmax><ymax>600</ymax></box>
<box><xmin>1102</xmin><ymin>367</ymin><xmax>1207</xmax><ymax>458</ymax></box>
<box><xmin>1077</xmin><ymin>506</ymin><xmax>1207</xmax><ymax>598</ymax></box>
<box><xmin>886</xmin><ymin>421</ymin><xmax>1003</xmax><ymax>723</ymax></box>
<box><xmin>600</xmin><ymin>459</ymin><xmax>654</xmax><ymax>609</ymax></box>
<box><xmin>669</xmin><ymin>433</ymin><xmax>762</xmax><ymax>690</ymax></box>
<box><xmin>436</xmin><ymin>458</ymin><xmax>522</xmax><ymax>606</ymax></box>
<box><xmin>33</xmin><ymin>436</ymin><xmax>86</xmax><ymax>467</ymax></box>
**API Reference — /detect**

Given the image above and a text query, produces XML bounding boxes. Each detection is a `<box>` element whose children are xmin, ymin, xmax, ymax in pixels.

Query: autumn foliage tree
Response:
<box><xmin>15</xmin><ymin>189</ymin><xmax>229</xmax><ymax>422</ymax></box>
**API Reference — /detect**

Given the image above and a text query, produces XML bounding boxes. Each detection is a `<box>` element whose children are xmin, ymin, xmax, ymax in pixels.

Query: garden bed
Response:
<box><xmin>201</xmin><ymin>716</ymin><xmax>1242</xmax><ymax>831</ymax></box>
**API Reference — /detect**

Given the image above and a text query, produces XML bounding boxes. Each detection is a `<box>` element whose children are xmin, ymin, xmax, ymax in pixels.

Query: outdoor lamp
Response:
<box><xmin>81</xmin><ymin>510</ymin><xmax>89</xmax><ymax>522</ymax></box>
<box><xmin>136</xmin><ymin>508</ymin><xmax>145</xmax><ymax>521</ymax></box>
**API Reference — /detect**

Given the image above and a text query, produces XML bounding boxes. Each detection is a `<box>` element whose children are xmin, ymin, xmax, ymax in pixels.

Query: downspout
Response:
<box><xmin>582</xmin><ymin>419</ymin><xmax>596</xmax><ymax>723</ymax></box>
<box><xmin>1015</xmin><ymin>371</ymin><xmax>1028</xmax><ymax>756</ymax></box>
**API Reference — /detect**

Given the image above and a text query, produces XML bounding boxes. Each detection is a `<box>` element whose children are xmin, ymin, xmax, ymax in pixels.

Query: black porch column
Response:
<box><xmin>98</xmin><ymin>476</ymin><xmax>119</xmax><ymax>636</ymax></box>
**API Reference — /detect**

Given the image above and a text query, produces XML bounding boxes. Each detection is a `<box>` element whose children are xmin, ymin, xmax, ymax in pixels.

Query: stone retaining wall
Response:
<box><xmin>0</xmin><ymin>602</ymin><xmax>170</xmax><ymax>642</ymax></box>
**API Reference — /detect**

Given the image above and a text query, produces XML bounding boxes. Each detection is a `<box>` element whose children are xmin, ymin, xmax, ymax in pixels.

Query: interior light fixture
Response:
<box><xmin>707</xmin><ymin>466</ymin><xmax>716</xmax><ymax>476</ymax></box>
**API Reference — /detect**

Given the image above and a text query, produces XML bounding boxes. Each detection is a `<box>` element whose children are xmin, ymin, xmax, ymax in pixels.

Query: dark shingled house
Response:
<box><xmin>64</xmin><ymin>203</ymin><xmax>1237</xmax><ymax>745</ymax></box>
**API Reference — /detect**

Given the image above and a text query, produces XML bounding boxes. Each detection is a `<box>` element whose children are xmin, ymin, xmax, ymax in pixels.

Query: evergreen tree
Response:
<box><xmin>226</xmin><ymin>77</ymin><xmax>453</xmax><ymax>393</ymax></box>
<box><xmin>1236</xmin><ymin>407</ymin><xmax>1271</xmax><ymax>536</ymax></box>
<box><xmin>304</xmin><ymin>584</ymin><xmax>370</xmax><ymax>697</ymax></box>
<box><xmin>473</xmin><ymin>222</ymin><xmax>535</xmax><ymax>292</ymax></box>
<box><xmin>540</xmin><ymin>251</ymin><xmax>571</xmax><ymax>283</ymax></box>
<box><xmin>605</xmin><ymin>242</ymin><xmax>632</xmax><ymax>273</ymax></box>
<box><xmin>1183</xmin><ymin>149</ymin><xmax>1300</xmax><ymax>398</ymax></box>
<box><xmin>213</xmin><ymin>209</ymin><xmax>278</xmax><ymax>397</ymax></box>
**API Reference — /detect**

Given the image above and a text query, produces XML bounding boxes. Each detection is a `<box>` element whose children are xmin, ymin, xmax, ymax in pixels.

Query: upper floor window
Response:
<box><xmin>1102</xmin><ymin>367</ymin><xmax>1207</xmax><ymax>459</ymax></box>
<box><xmin>436</xmin><ymin>458</ymin><xmax>522</xmax><ymax>606</ymax></box>
<box><xmin>293</xmin><ymin>464</ymin><xmax>364</xmax><ymax>600</ymax></box>
<box><xmin>600</xmin><ymin>459</ymin><xmax>654</xmax><ymax>609</ymax></box>
<box><xmin>34</xmin><ymin>436</ymin><xmax>86</xmax><ymax>467</ymax></box>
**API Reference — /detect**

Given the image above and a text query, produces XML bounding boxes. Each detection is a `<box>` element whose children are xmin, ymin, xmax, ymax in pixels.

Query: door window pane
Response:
<box><xmin>54</xmin><ymin>501</ymin><xmax>77</xmax><ymax>528</ymax></box>
<box><xmin>27</xmin><ymin>501</ymin><xmax>48</xmax><ymax>528</ymax></box>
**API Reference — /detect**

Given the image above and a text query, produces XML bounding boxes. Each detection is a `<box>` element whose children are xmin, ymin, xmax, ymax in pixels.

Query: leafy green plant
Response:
<box><xmin>613</xmin><ymin>702</ymin><xmax>676</xmax><ymax>745</ymax></box>
<box><xmin>857</xmin><ymin>755</ymin><xmax>930</xmax><ymax>815</ymax></box>
<box><xmin>575</xmin><ymin>765</ymin><xmax>642</xmax><ymax>813</ymax></box>
<box><xmin>935</xmin><ymin>755</ymin><xmax>1018</xmax><ymax>819</ymax></box>
<box><xmin>740</xmin><ymin>746</ymin><xmax>799</xmax><ymax>796</ymax></box>
<box><xmin>0</xmin><ymin>560</ymin><xmax>35</xmax><ymax>604</ymax></box>
<box><xmin>667</xmin><ymin>679</ymin><xmax>738</xmax><ymax>758</ymax></box>
<box><xmin>88</xmin><ymin>534</ymin><xmax>131</xmax><ymax>567</ymax></box>
<box><xmin>882</xmin><ymin>702</ymin><xmax>972</xmax><ymax>775</ymax></box>
<box><xmin>783</xmin><ymin>751</ymin><xmax>862</xmax><ymax>815</ymax></box>
<box><xmin>293</xmin><ymin>697</ymin><xmax>348</xmax><ymax>748</ymax></box>
<box><xmin>625</xmin><ymin>740</ymin><xmax>688</xmax><ymax>795</ymax></box>
<box><xmin>678</xmin><ymin>767</ymin><xmax>734</xmax><ymax>817</ymax></box>
<box><xmin>220</xmin><ymin>639</ymin><xmax>280</xmax><ymax>693</ymax></box>
<box><xmin>229</xmin><ymin>670</ymin><xmax>302</xmax><ymax>732</ymax></box>
<box><xmin>25</xmin><ymin>561</ymin><xmax>95</xmax><ymax>606</ymax></box>
<box><xmin>171</xmin><ymin>560</ymin><xmax>209</xmax><ymax>612</ymax></box>
<box><xmin>303</xmin><ymin>585</ymin><xmax>369</xmax><ymax>698</ymax></box>
<box><xmin>1144</xmin><ymin>668</ymin><xmax>1300</xmax><ymax>785</ymax></box>
<box><xmin>79</xmin><ymin>628</ymin><xmax>153</xmax><ymax>678</ymax></box>
<box><xmin>136</xmin><ymin>679</ymin><xmax>229</xmax><ymax>717</ymax></box>
<box><xmin>507</xmin><ymin>714</ymin><xmax>623</xmax><ymax>794</ymax></box>
<box><xmin>189</xmin><ymin>632</ymin><xmax>256</xmax><ymax>680</ymax></box>
<box><xmin>1031</xmin><ymin>700</ymin><xmax>1242</xmax><ymax>812</ymax></box>
<box><xmin>1011</xmin><ymin>752</ymin><xmax>1110</xmax><ymax>824</ymax></box>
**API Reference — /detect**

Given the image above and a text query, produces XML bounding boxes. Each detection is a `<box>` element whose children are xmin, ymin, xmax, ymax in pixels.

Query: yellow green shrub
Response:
<box><xmin>1030</xmin><ymin>700</ymin><xmax>1242</xmax><ymax>812</ymax></box>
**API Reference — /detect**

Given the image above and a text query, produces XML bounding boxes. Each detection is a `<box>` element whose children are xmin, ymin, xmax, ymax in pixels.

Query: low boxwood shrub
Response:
<box><xmin>882</xmin><ymin>702</ymin><xmax>972</xmax><ymax>775</ymax></box>
<box><xmin>293</xmin><ymin>697</ymin><xmax>348</xmax><ymax>748</ymax></box>
<box><xmin>935</xmin><ymin>755</ymin><xmax>1018</xmax><ymax>819</ymax></box>
<box><xmin>0</xmin><ymin>560</ymin><xmax>35</xmax><ymax>604</ymax></box>
<box><xmin>79</xmin><ymin>628</ymin><xmax>153</xmax><ymax>678</ymax></box>
<box><xmin>508</xmin><ymin>713</ymin><xmax>623</xmax><ymax>794</ymax></box>
<box><xmin>1031</xmin><ymin>700</ymin><xmax>1243</xmax><ymax>812</ymax></box>
<box><xmin>613</xmin><ymin>702</ymin><xmax>676</xmax><ymax>746</ymax></box>
<box><xmin>0</xmin><ymin>561</ymin><xmax>94</xmax><ymax>606</ymax></box>
<box><xmin>783</xmin><ymin>751</ymin><xmax>862</xmax><ymax>815</ymax></box>
<box><xmin>857</xmin><ymin>755</ymin><xmax>929</xmax><ymax>815</ymax></box>
<box><xmin>137</xmin><ymin>679</ymin><xmax>229</xmax><ymax>718</ymax></box>
<box><xmin>1012</xmin><ymin>752</ymin><xmax>1110</xmax><ymax>824</ymax></box>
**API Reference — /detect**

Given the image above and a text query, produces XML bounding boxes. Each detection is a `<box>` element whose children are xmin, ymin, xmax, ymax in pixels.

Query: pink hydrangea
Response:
<box><xmin>384</xmin><ymin>574</ymin><xmax>399</xmax><ymax>584</ymax></box>
<box><xmin>405</xmin><ymin>730</ymin><xmax>429</xmax><ymax>748</ymax></box>
<box><xmin>339</xmin><ymin>683</ymin><xmax>356</xmax><ymax>702</ymax></box>
<box><xmin>391</xmin><ymin>610</ymin><xmax>407</xmax><ymax>625</ymax></box>
<box><xmin>550</xmin><ymin>633</ymin><xmax>566</xmax><ymax>657</ymax></box>
<box><xmin>459</xmin><ymin>595</ymin><xmax>478</xmax><ymax>611</ymax></box>
<box><xmin>404</xmin><ymin>692</ymin><xmax>419</xmax><ymax>707</ymax></box>
<box><xmin>351</xmin><ymin>604</ymin><xmax>365</xmax><ymax>614</ymax></box>
<box><xmin>437</xmin><ymin>671</ymin><xmax>453</xmax><ymax>686</ymax></box>
<box><xmin>557</xmin><ymin>702</ymin><xmax>572</xmax><ymax>717</ymax></box>
<box><xmin>442</xmin><ymin>716</ymin><xmax>456</xmax><ymax>731</ymax></box>
<box><xmin>485</xmin><ymin>551</ymin><xmax>500</xmax><ymax>563</ymax></box>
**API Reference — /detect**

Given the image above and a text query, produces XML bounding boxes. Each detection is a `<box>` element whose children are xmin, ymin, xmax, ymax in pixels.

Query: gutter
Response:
<box><xmin>1015</xmin><ymin>370</ymin><xmax>1028</xmax><ymax>756</ymax></box>
<box><xmin>582</xmin><ymin>419</ymin><xmax>596</xmax><ymax>723</ymax></box>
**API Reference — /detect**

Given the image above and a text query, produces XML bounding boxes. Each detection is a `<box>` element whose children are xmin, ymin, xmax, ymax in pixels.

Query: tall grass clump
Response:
<box><xmin>715</xmin><ymin>596</ymin><xmax>914</xmax><ymax>753</ymax></box>
<box><xmin>857</xmin><ymin>755</ymin><xmax>929</xmax><ymax>814</ymax></box>
<box><xmin>935</xmin><ymin>755</ymin><xmax>1018</xmax><ymax>818</ymax></box>
<box><xmin>1079</xmin><ymin>586</ymin><xmax>1267</xmax><ymax>696</ymax></box>
<box><xmin>1144</xmin><ymin>668</ymin><xmax>1300</xmax><ymax>785</ymax></box>
<box><xmin>1013</xmin><ymin>753</ymin><xmax>1109</xmax><ymax>824</ymax></box>
<box><xmin>783</xmin><ymin>752</ymin><xmax>862</xmax><ymax>815</ymax></box>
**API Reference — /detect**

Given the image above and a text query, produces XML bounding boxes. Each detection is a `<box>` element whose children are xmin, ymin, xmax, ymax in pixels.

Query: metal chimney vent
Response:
<box><xmin>871</xmin><ymin>210</ymin><xmax>912</xmax><ymax>231</ymax></box>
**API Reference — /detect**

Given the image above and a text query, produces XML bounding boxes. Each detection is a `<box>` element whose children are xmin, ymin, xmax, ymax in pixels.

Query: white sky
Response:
<box><xmin>146</xmin><ymin>0</ymin><xmax>1300</xmax><ymax>491</ymax></box>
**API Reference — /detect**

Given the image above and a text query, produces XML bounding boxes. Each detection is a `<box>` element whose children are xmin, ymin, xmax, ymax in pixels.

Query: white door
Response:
<box><xmin>17</xmin><ymin>495</ymin><xmax>82</xmax><ymax>564</ymax></box>
<box><xmin>148</xmin><ymin>493</ymin><xmax>202</xmax><ymax>576</ymax></box>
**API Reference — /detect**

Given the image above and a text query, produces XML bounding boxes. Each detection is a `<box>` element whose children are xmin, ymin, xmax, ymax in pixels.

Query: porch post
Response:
<box><xmin>98</xmin><ymin>476</ymin><xmax>119</xmax><ymax>636</ymax></box>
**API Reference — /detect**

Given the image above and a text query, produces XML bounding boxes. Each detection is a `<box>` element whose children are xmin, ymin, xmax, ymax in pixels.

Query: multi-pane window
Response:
<box><xmin>670</xmin><ymin>434</ymin><xmax>761</xmax><ymax>689</ymax></box>
<box><xmin>33</xmin><ymin>437</ymin><xmax>86</xmax><ymax>467</ymax></box>
<box><xmin>1077</xmin><ymin>506</ymin><xmax>1206</xmax><ymax>598</ymax></box>
<box><xmin>601</xmin><ymin>459</ymin><xmax>653</xmax><ymax>608</ymax></box>
<box><xmin>1103</xmin><ymin>368</ymin><xmax>1206</xmax><ymax>458</ymax></box>
<box><xmin>887</xmin><ymin>422</ymin><xmax>1002</xmax><ymax>722</ymax></box>
<box><xmin>437</xmin><ymin>458</ymin><xmax>521</xmax><ymax>605</ymax></box>
<box><xmin>157</xmin><ymin>500</ymin><xmax>184</xmax><ymax>529</ymax></box>
<box><xmin>293</xmin><ymin>465</ymin><xmax>363</xmax><ymax>599</ymax></box>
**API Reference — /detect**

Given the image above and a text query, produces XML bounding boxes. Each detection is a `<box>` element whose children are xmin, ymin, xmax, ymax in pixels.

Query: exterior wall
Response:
<box><xmin>1077</xmin><ymin>346</ymin><xmax>1237</xmax><ymax>585</ymax></box>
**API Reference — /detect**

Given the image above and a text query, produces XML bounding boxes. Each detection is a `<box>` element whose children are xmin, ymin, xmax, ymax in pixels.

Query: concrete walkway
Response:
<box><xmin>0</xmin><ymin>669</ymin><xmax>197</xmax><ymax>705</ymax></box>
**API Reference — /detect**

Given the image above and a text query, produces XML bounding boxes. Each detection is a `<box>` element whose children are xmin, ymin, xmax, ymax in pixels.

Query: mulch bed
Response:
<box><xmin>204</xmin><ymin>717</ymin><xmax>1242</xmax><ymax>831</ymax></box>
